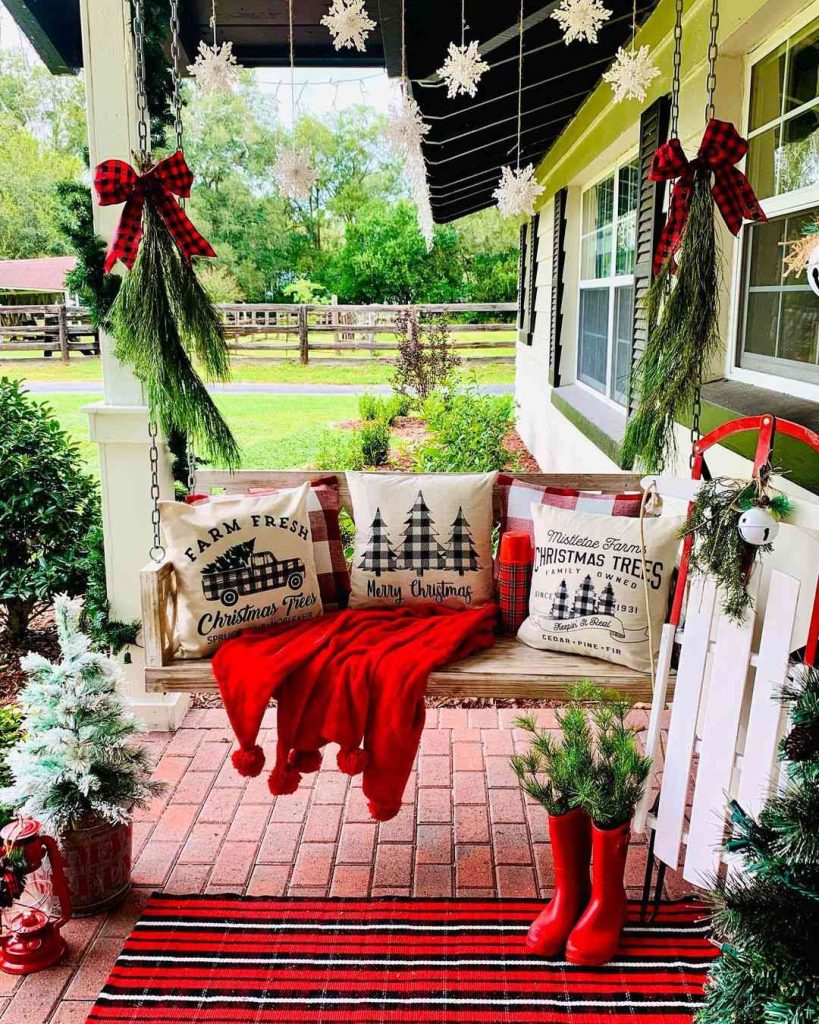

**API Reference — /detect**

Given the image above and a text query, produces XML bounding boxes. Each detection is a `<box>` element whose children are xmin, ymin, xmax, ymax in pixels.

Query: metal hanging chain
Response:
<box><xmin>705</xmin><ymin>0</ymin><xmax>720</xmax><ymax>123</ymax></box>
<box><xmin>148</xmin><ymin>423</ymin><xmax>166</xmax><ymax>562</ymax></box>
<box><xmin>515</xmin><ymin>0</ymin><xmax>524</xmax><ymax>170</ymax></box>
<box><xmin>133</xmin><ymin>0</ymin><xmax>150</xmax><ymax>164</ymax></box>
<box><xmin>670</xmin><ymin>0</ymin><xmax>683</xmax><ymax>139</ymax></box>
<box><xmin>169</xmin><ymin>0</ymin><xmax>184</xmax><ymax>155</ymax></box>
<box><xmin>289</xmin><ymin>0</ymin><xmax>297</xmax><ymax>129</ymax></box>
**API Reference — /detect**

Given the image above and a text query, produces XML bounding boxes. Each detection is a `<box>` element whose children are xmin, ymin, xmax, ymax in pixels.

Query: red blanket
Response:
<box><xmin>212</xmin><ymin>604</ymin><xmax>497</xmax><ymax>820</ymax></box>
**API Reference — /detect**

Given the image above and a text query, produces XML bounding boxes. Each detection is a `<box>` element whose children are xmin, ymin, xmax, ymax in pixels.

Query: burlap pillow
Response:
<box><xmin>347</xmin><ymin>471</ymin><xmax>496</xmax><ymax>609</ymax></box>
<box><xmin>160</xmin><ymin>483</ymin><xmax>323</xmax><ymax>657</ymax></box>
<box><xmin>518</xmin><ymin>504</ymin><xmax>682</xmax><ymax>672</ymax></box>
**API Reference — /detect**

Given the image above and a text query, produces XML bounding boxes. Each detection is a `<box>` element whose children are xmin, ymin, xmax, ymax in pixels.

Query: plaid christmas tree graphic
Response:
<box><xmin>203</xmin><ymin>539</ymin><xmax>256</xmax><ymax>575</ymax></box>
<box><xmin>443</xmin><ymin>507</ymin><xmax>480</xmax><ymax>575</ymax></box>
<box><xmin>399</xmin><ymin>491</ymin><xmax>445</xmax><ymax>577</ymax></box>
<box><xmin>597</xmin><ymin>582</ymin><xmax>616</xmax><ymax>616</ymax></box>
<box><xmin>550</xmin><ymin>580</ymin><xmax>571</xmax><ymax>619</ymax></box>
<box><xmin>359</xmin><ymin>507</ymin><xmax>398</xmax><ymax>576</ymax></box>
<box><xmin>572</xmin><ymin>575</ymin><xmax>599</xmax><ymax>617</ymax></box>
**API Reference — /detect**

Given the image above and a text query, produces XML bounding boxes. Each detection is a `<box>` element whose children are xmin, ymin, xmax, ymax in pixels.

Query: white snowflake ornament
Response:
<box><xmin>385</xmin><ymin>89</ymin><xmax>431</xmax><ymax>161</ymax></box>
<box><xmin>493</xmin><ymin>164</ymin><xmax>545</xmax><ymax>219</ymax></box>
<box><xmin>551</xmin><ymin>0</ymin><xmax>612</xmax><ymax>45</ymax></box>
<box><xmin>187</xmin><ymin>39</ymin><xmax>240</xmax><ymax>95</ymax></box>
<box><xmin>603</xmin><ymin>45</ymin><xmax>660</xmax><ymax>103</ymax></box>
<box><xmin>321</xmin><ymin>0</ymin><xmax>376</xmax><ymax>52</ymax></box>
<box><xmin>273</xmin><ymin>147</ymin><xmax>318</xmax><ymax>201</ymax></box>
<box><xmin>437</xmin><ymin>40</ymin><xmax>489</xmax><ymax>99</ymax></box>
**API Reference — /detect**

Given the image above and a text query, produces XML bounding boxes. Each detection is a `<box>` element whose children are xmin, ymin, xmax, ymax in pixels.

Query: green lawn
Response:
<box><xmin>46</xmin><ymin>393</ymin><xmax>359</xmax><ymax>475</ymax></box>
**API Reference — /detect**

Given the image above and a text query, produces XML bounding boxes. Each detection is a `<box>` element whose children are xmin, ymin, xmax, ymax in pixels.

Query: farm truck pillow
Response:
<box><xmin>347</xmin><ymin>471</ymin><xmax>496</xmax><ymax>609</ymax></box>
<box><xmin>518</xmin><ymin>504</ymin><xmax>682</xmax><ymax>672</ymax></box>
<box><xmin>160</xmin><ymin>483</ymin><xmax>323</xmax><ymax>657</ymax></box>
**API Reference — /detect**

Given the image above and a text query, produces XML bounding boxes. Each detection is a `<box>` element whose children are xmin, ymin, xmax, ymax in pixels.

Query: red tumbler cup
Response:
<box><xmin>497</xmin><ymin>531</ymin><xmax>534</xmax><ymax>635</ymax></box>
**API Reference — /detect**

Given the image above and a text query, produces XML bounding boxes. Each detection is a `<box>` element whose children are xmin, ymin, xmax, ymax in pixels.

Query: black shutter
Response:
<box><xmin>524</xmin><ymin>212</ymin><xmax>540</xmax><ymax>346</ymax></box>
<box><xmin>549</xmin><ymin>188</ymin><xmax>568</xmax><ymax>387</ymax></box>
<box><xmin>629</xmin><ymin>96</ymin><xmax>671</xmax><ymax>415</ymax></box>
<box><xmin>517</xmin><ymin>222</ymin><xmax>528</xmax><ymax>336</ymax></box>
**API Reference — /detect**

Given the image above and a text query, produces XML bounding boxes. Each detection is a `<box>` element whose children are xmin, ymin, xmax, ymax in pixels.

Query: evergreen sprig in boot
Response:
<box><xmin>526</xmin><ymin>807</ymin><xmax>591</xmax><ymax>956</ymax></box>
<box><xmin>565</xmin><ymin>820</ymin><xmax>630</xmax><ymax>966</ymax></box>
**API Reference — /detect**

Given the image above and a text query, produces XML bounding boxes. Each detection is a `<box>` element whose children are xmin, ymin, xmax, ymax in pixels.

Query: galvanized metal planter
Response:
<box><xmin>60</xmin><ymin>819</ymin><xmax>132</xmax><ymax>916</ymax></box>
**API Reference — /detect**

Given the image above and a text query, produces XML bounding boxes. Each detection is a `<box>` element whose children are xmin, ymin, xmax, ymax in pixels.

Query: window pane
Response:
<box><xmin>786</xmin><ymin>21</ymin><xmax>819</xmax><ymax>113</ymax></box>
<box><xmin>580</xmin><ymin>177</ymin><xmax>613</xmax><ymax>279</ymax></box>
<box><xmin>578</xmin><ymin>288</ymin><xmax>610</xmax><ymax>392</ymax></box>
<box><xmin>743</xmin><ymin>291</ymin><xmax>780</xmax><ymax>356</ymax></box>
<box><xmin>748</xmin><ymin>218</ymin><xmax>785</xmax><ymax>287</ymax></box>
<box><xmin>780</xmin><ymin>290</ymin><xmax>819</xmax><ymax>364</ymax></box>
<box><xmin>612</xmin><ymin>285</ymin><xmax>634</xmax><ymax>405</ymax></box>
<box><xmin>747</xmin><ymin>124</ymin><xmax>779</xmax><ymax>199</ymax></box>
<box><xmin>776</xmin><ymin>107</ymin><xmax>819</xmax><ymax>194</ymax></box>
<box><xmin>616</xmin><ymin>161</ymin><xmax>639</xmax><ymax>275</ymax></box>
<box><xmin>749</xmin><ymin>41</ymin><xmax>786</xmax><ymax>131</ymax></box>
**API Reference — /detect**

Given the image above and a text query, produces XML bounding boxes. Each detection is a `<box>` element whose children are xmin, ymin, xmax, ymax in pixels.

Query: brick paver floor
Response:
<box><xmin>0</xmin><ymin>706</ymin><xmax>685</xmax><ymax>1024</ymax></box>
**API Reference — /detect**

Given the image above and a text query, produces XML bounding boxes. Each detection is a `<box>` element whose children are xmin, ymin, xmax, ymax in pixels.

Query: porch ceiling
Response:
<box><xmin>8</xmin><ymin>0</ymin><xmax>662</xmax><ymax>220</ymax></box>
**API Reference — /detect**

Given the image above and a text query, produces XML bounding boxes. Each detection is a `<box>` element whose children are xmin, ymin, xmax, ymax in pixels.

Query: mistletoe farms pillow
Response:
<box><xmin>347</xmin><ymin>472</ymin><xmax>496</xmax><ymax>609</ymax></box>
<box><xmin>518</xmin><ymin>504</ymin><xmax>682</xmax><ymax>672</ymax></box>
<box><xmin>160</xmin><ymin>483</ymin><xmax>323</xmax><ymax>657</ymax></box>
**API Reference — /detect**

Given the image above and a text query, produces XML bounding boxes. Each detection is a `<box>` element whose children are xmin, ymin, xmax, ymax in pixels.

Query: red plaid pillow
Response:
<box><xmin>245</xmin><ymin>476</ymin><xmax>350</xmax><ymax>612</ymax></box>
<box><xmin>497</xmin><ymin>473</ymin><xmax>644</xmax><ymax>552</ymax></box>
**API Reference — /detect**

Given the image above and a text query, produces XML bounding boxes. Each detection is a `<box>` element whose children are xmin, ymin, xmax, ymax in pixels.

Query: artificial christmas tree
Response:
<box><xmin>359</xmin><ymin>509</ymin><xmax>398</xmax><ymax>577</ymax></box>
<box><xmin>698</xmin><ymin>662</ymin><xmax>819</xmax><ymax>1022</ymax></box>
<box><xmin>443</xmin><ymin>507</ymin><xmax>480</xmax><ymax>575</ymax></box>
<box><xmin>399</xmin><ymin>492</ymin><xmax>445</xmax><ymax>577</ymax></box>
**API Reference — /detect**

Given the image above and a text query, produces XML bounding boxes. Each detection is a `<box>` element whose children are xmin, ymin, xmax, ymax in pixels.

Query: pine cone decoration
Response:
<box><xmin>783</xmin><ymin>722</ymin><xmax>819</xmax><ymax>763</ymax></box>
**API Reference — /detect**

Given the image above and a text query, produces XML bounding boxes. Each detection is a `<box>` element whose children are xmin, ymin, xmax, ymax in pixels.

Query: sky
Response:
<box><xmin>0</xmin><ymin>2</ymin><xmax>394</xmax><ymax>128</ymax></box>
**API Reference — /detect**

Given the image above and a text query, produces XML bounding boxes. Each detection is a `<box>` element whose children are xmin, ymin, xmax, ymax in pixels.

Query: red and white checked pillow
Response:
<box><xmin>245</xmin><ymin>476</ymin><xmax>350</xmax><ymax>612</ymax></box>
<box><xmin>192</xmin><ymin>476</ymin><xmax>350</xmax><ymax>612</ymax></box>
<box><xmin>497</xmin><ymin>473</ymin><xmax>644</xmax><ymax>552</ymax></box>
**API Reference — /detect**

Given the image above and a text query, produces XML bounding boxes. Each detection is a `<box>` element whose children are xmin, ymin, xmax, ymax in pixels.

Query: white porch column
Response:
<box><xmin>80</xmin><ymin>0</ymin><xmax>189</xmax><ymax>729</ymax></box>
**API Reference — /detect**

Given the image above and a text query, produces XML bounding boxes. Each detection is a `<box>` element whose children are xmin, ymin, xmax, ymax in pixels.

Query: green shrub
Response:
<box><xmin>0</xmin><ymin>705</ymin><xmax>23</xmax><ymax>831</ymax></box>
<box><xmin>511</xmin><ymin>683</ymin><xmax>651</xmax><ymax>828</ymax></box>
<box><xmin>0</xmin><ymin>379</ymin><xmax>100</xmax><ymax>640</ymax></box>
<box><xmin>386</xmin><ymin>393</ymin><xmax>412</xmax><ymax>420</ymax></box>
<box><xmin>358</xmin><ymin>393</ymin><xmax>381</xmax><ymax>422</ymax></box>
<box><xmin>315</xmin><ymin>429</ymin><xmax>365</xmax><ymax>472</ymax></box>
<box><xmin>360</xmin><ymin>420</ymin><xmax>391</xmax><ymax>466</ymax></box>
<box><xmin>416</xmin><ymin>383</ymin><xmax>515</xmax><ymax>473</ymax></box>
<box><xmin>358</xmin><ymin>393</ymin><xmax>411</xmax><ymax>426</ymax></box>
<box><xmin>79</xmin><ymin>525</ymin><xmax>140</xmax><ymax>654</ymax></box>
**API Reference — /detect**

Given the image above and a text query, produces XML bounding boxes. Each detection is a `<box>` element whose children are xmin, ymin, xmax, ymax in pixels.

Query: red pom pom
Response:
<box><xmin>368</xmin><ymin>800</ymin><xmax>401</xmax><ymax>822</ymax></box>
<box><xmin>289</xmin><ymin>749</ymin><xmax>323</xmax><ymax>774</ymax></box>
<box><xmin>337</xmin><ymin>747</ymin><xmax>369</xmax><ymax>776</ymax></box>
<box><xmin>268</xmin><ymin>762</ymin><xmax>301</xmax><ymax>796</ymax></box>
<box><xmin>232</xmin><ymin>745</ymin><xmax>265</xmax><ymax>777</ymax></box>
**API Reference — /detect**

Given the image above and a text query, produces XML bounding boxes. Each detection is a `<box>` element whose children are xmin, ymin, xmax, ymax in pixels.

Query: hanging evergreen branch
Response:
<box><xmin>56</xmin><ymin>182</ymin><xmax>121</xmax><ymax>327</ymax></box>
<box><xmin>108</xmin><ymin>199</ymin><xmax>239</xmax><ymax>467</ymax></box>
<box><xmin>680</xmin><ymin>475</ymin><xmax>794</xmax><ymax>622</ymax></box>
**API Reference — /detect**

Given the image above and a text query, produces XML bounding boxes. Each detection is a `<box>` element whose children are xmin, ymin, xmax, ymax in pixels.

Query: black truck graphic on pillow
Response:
<box><xmin>201</xmin><ymin>539</ymin><xmax>305</xmax><ymax>607</ymax></box>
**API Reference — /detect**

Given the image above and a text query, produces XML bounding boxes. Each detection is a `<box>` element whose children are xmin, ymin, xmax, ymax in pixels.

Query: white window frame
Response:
<box><xmin>576</xmin><ymin>153</ymin><xmax>639</xmax><ymax>409</ymax></box>
<box><xmin>727</xmin><ymin>3</ymin><xmax>819</xmax><ymax>403</ymax></box>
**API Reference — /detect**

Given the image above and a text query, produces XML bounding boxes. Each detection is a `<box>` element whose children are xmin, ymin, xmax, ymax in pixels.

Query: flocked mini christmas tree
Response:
<box><xmin>359</xmin><ymin>508</ymin><xmax>398</xmax><ymax>577</ymax></box>
<box><xmin>400</xmin><ymin>492</ymin><xmax>445</xmax><ymax>577</ymax></box>
<box><xmin>443</xmin><ymin>507</ymin><xmax>479</xmax><ymax>576</ymax></box>
<box><xmin>1</xmin><ymin>595</ymin><xmax>164</xmax><ymax>836</ymax></box>
<box><xmin>698</xmin><ymin>663</ymin><xmax>819</xmax><ymax>1022</ymax></box>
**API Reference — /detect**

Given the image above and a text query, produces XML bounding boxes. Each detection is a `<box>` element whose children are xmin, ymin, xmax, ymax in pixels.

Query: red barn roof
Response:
<box><xmin>0</xmin><ymin>257</ymin><xmax>77</xmax><ymax>293</ymax></box>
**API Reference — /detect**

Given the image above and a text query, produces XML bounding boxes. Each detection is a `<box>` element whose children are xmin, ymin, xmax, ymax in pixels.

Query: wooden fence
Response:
<box><xmin>0</xmin><ymin>302</ymin><xmax>518</xmax><ymax>365</ymax></box>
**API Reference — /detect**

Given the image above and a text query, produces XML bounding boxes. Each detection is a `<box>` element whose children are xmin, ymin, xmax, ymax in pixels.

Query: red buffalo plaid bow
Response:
<box><xmin>94</xmin><ymin>151</ymin><xmax>216</xmax><ymax>273</ymax></box>
<box><xmin>650</xmin><ymin>118</ymin><xmax>766</xmax><ymax>275</ymax></box>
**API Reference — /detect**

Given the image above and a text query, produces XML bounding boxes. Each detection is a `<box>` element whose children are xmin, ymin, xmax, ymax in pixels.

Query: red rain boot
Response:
<box><xmin>526</xmin><ymin>808</ymin><xmax>591</xmax><ymax>956</ymax></box>
<box><xmin>565</xmin><ymin>821</ymin><xmax>630</xmax><ymax>966</ymax></box>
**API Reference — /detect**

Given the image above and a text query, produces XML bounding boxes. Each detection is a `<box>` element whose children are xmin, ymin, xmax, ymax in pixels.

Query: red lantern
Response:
<box><xmin>0</xmin><ymin>818</ymin><xmax>72</xmax><ymax>975</ymax></box>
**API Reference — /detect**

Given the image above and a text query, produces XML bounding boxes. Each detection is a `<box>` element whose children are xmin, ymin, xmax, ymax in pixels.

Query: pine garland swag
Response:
<box><xmin>680</xmin><ymin>476</ymin><xmax>793</xmax><ymax>622</ymax></box>
<box><xmin>622</xmin><ymin>168</ymin><xmax>721</xmax><ymax>472</ymax></box>
<box><xmin>107</xmin><ymin>199</ymin><xmax>240</xmax><ymax>468</ymax></box>
<box><xmin>698</xmin><ymin>663</ymin><xmax>819</xmax><ymax>1023</ymax></box>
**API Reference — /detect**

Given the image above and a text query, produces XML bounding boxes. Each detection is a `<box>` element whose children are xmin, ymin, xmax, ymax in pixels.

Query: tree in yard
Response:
<box><xmin>392</xmin><ymin>309</ymin><xmax>460</xmax><ymax>402</ymax></box>
<box><xmin>0</xmin><ymin>380</ymin><xmax>99</xmax><ymax>640</ymax></box>
<box><xmin>444</xmin><ymin>507</ymin><xmax>480</xmax><ymax>575</ymax></box>
<box><xmin>697</xmin><ymin>663</ymin><xmax>819</xmax><ymax>1023</ymax></box>
<box><xmin>359</xmin><ymin>509</ymin><xmax>398</xmax><ymax>576</ymax></box>
<box><xmin>399</xmin><ymin>492</ymin><xmax>445</xmax><ymax>577</ymax></box>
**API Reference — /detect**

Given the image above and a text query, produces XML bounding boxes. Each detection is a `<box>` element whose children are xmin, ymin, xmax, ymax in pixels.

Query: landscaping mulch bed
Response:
<box><xmin>0</xmin><ymin>608</ymin><xmax>59</xmax><ymax>704</ymax></box>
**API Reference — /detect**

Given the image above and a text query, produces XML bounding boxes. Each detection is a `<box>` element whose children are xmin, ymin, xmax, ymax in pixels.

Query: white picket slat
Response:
<box><xmin>734</xmin><ymin>571</ymin><xmax>800</xmax><ymax>818</ymax></box>
<box><xmin>683</xmin><ymin>600</ymin><xmax>756</xmax><ymax>886</ymax></box>
<box><xmin>653</xmin><ymin>579</ymin><xmax>716</xmax><ymax>867</ymax></box>
<box><xmin>633</xmin><ymin>622</ymin><xmax>677</xmax><ymax>834</ymax></box>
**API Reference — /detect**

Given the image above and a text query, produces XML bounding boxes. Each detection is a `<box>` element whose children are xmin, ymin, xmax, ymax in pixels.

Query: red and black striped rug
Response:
<box><xmin>88</xmin><ymin>894</ymin><xmax>716</xmax><ymax>1023</ymax></box>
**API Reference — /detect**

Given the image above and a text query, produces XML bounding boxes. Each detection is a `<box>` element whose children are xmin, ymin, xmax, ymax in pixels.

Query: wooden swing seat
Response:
<box><xmin>141</xmin><ymin>471</ymin><xmax>669</xmax><ymax>702</ymax></box>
